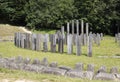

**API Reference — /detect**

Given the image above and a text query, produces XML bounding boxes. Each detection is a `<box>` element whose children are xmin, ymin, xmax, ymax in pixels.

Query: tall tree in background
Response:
<box><xmin>25</xmin><ymin>0</ymin><xmax>76</xmax><ymax>29</ymax></box>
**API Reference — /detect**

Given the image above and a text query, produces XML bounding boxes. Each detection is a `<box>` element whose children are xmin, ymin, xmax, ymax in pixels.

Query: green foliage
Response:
<box><xmin>25</xmin><ymin>0</ymin><xmax>76</xmax><ymax>29</ymax></box>
<box><xmin>0</xmin><ymin>0</ymin><xmax>120</xmax><ymax>34</ymax></box>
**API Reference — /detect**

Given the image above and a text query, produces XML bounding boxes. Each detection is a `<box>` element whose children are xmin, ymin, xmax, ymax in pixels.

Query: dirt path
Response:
<box><xmin>19</xmin><ymin>27</ymin><xmax>32</xmax><ymax>34</ymax></box>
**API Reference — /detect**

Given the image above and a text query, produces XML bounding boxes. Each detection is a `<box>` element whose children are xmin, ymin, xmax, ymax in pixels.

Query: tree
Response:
<box><xmin>24</xmin><ymin>0</ymin><xmax>76</xmax><ymax>29</ymax></box>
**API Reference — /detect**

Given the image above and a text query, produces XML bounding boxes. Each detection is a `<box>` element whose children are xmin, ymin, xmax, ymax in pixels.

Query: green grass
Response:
<box><xmin>0</xmin><ymin>68</ymin><xmax>114</xmax><ymax>82</ymax></box>
<box><xmin>0</xmin><ymin>37</ymin><xmax>120</xmax><ymax>69</ymax></box>
<box><xmin>0</xmin><ymin>24</ymin><xmax>24</xmax><ymax>36</ymax></box>
<box><xmin>32</xmin><ymin>28</ymin><xmax>57</xmax><ymax>34</ymax></box>
<box><xmin>0</xmin><ymin>24</ymin><xmax>120</xmax><ymax>81</ymax></box>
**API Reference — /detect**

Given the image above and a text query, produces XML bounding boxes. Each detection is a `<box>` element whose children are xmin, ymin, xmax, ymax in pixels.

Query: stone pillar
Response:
<box><xmin>31</xmin><ymin>34</ymin><xmax>37</xmax><ymax>50</ymax></box>
<box><xmin>88</xmin><ymin>33</ymin><xmax>92</xmax><ymax>57</ymax></box>
<box><xmin>83</xmin><ymin>34</ymin><xmax>87</xmax><ymax>46</ymax></box>
<box><xmin>81</xmin><ymin>20</ymin><xmax>84</xmax><ymax>35</ymax></box>
<box><xmin>100</xmin><ymin>33</ymin><xmax>103</xmax><ymax>40</ymax></box>
<box><xmin>72</xmin><ymin>20</ymin><xmax>74</xmax><ymax>35</ymax></box>
<box><xmin>76</xmin><ymin>35</ymin><xmax>81</xmax><ymax>56</ymax></box>
<box><xmin>61</xmin><ymin>26</ymin><xmax>65</xmax><ymax>44</ymax></box>
<box><xmin>67</xmin><ymin>22</ymin><xmax>70</xmax><ymax>35</ymax></box>
<box><xmin>86</xmin><ymin>23</ymin><xmax>89</xmax><ymax>45</ymax></box>
<box><xmin>67</xmin><ymin>34</ymin><xmax>73</xmax><ymax>54</ymax></box>
<box><xmin>43</xmin><ymin>34</ymin><xmax>49</xmax><ymax>52</ymax></box>
<box><xmin>96</xmin><ymin>33</ymin><xmax>101</xmax><ymax>46</ymax></box>
<box><xmin>115</xmin><ymin>34</ymin><xmax>118</xmax><ymax>43</ymax></box>
<box><xmin>76</xmin><ymin>20</ymin><xmax>79</xmax><ymax>35</ymax></box>
<box><xmin>51</xmin><ymin>34</ymin><xmax>56</xmax><ymax>52</ymax></box>
<box><xmin>75</xmin><ymin>63</ymin><xmax>83</xmax><ymax>71</ymax></box>
<box><xmin>58</xmin><ymin>32</ymin><xmax>64</xmax><ymax>53</ymax></box>
<box><xmin>36</xmin><ymin>34</ymin><xmax>40</xmax><ymax>51</ymax></box>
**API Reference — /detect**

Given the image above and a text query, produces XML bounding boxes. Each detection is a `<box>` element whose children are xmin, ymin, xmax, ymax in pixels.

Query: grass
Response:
<box><xmin>0</xmin><ymin>24</ymin><xmax>120</xmax><ymax>82</ymax></box>
<box><xmin>32</xmin><ymin>28</ymin><xmax>57</xmax><ymax>34</ymax></box>
<box><xmin>0</xmin><ymin>68</ymin><xmax>114</xmax><ymax>82</ymax></box>
<box><xmin>0</xmin><ymin>24</ymin><xmax>24</xmax><ymax>36</ymax></box>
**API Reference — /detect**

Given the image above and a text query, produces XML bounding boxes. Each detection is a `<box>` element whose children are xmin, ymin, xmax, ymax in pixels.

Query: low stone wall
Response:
<box><xmin>0</xmin><ymin>56</ymin><xmax>120</xmax><ymax>81</ymax></box>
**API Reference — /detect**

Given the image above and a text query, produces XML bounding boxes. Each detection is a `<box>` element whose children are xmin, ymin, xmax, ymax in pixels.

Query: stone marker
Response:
<box><xmin>87</xmin><ymin>64</ymin><xmax>94</xmax><ymax>72</ymax></box>
<box><xmin>67</xmin><ymin>34</ymin><xmax>73</xmax><ymax>54</ymax></box>
<box><xmin>75</xmin><ymin>63</ymin><xmax>83</xmax><ymax>71</ymax></box>
<box><xmin>32</xmin><ymin>58</ymin><xmax>40</xmax><ymax>65</ymax></box>
<box><xmin>41</xmin><ymin>57</ymin><xmax>48</xmax><ymax>66</ymax></box>
<box><xmin>76</xmin><ymin>35</ymin><xmax>81</xmax><ymax>56</ymax></box>
<box><xmin>24</xmin><ymin>57</ymin><xmax>31</xmax><ymax>64</ymax></box>
<box><xmin>72</xmin><ymin>20</ymin><xmax>75</xmax><ymax>35</ymax></box>
<box><xmin>43</xmin><ymin>34</ymin><xmax>49</xmax><ymax>52</ymax></box>
<box><xmin>97</xmin><ymin>66</ymin><xmax>106</xmax><ymax>73</ymax></box>
<box><xmin>88</xmin><ymin>33</ymin><xmax>92</xmax><ymax>57</ymax></box>
<box><xmin>76</xmin><ymin>20</ymin><xmax>79</xmax><ymax>35</ymax></box>
<box><xmin>49</xmin><ymin>62</ymin><xmax>58</xmax><ymax>68</ymax></box>
<box><xmin>67</xmin><ymin>22</ymin><xmax>70</xmax><ymax>35</ymax></box>
<box><xmin>81</xmin><ymin>20</ymin><xmax>84</xmax><ymax>35</ymax></box>
<box><xmin>110</xmin><ymin>67</ymin><xmax>118</xmax><ymax>74</ymax></box>
<box><xmin>58</xmin><ymin>32</ymin><xmax>64</xmax><ymax>53</ymax></box>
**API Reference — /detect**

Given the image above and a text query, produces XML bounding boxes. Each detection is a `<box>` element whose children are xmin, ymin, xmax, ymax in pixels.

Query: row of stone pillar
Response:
<box><xmin>14</xmin><ymin>32</ymin><xmax>94</xmax><ymax>57</ymax></box>
<box><xmin>66</xmin><ymin>20</ymin><xmax>88</xmax><ymax>35</ymax></box>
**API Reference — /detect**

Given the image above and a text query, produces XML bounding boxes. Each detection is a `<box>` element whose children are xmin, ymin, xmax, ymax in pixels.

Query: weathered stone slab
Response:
<box><xmin>97</xmin><ymin>66</ymin><xmax>106</xmax><ymax>73</ymax></box>
<box><xmin>24</xmin><ymin>57</ymin><xmax>31</xmax><ymax>64</ymax></box>
<box><xmin>94</xmin><ymin>72</ymin><xmax>115</xmax><ymax>80</ymax></box>
<box><xmin>66</xmin><ymin>70</ymin><xmax>94</xmax><ymax>80</ymax></box>
<box><xmin>110</xmin><ymin>67</ymin><xmax>118</xmax><ymax>74</ymax></box>
<box><xmin>59</xmin><ymin>66</ymin><xmax>72</xmax><ymax>71</ymax></box>
<box><xmin>49</xmin><ymin>62</ymin><xmax>58</xmax><ymax>68</ymax></box>
<box><xmin>42</xmin><ymin>67</ymin><xmax>67</xmax><ymax>76</ymax></box>
<box><xmin>75</xmin><ymin>63</ymin><xmax>83</xmax><ymax>71</ymax></box>
<box><xmin>32</xmin><ymin>58</ymin><xmax>40</xmax><ymax>65</ymax></box>
<box><xmin>87</xmin><ymin>64</ymin><xmax>94</xmax><ymax>72</ymax></box>
<box><xmin>41</xmin><ymin>57</ymin><xmax>48</xmax><ymax>66</ymax></box>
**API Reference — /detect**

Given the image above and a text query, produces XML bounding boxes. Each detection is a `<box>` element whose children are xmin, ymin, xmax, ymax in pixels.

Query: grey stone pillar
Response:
<box><xmin>72</xmin><ymin>20</ymin><xmax>74</xmax><ymax>35</ymax></box>
<box><xmin>76</xmin><ymin>20</ymin><xmax>79</xmax><ymax>35</ymax></box>
<box><xmin>51</xmin><ymin>34</ymin><xmax>56</xmax><ymax>52</ymax></box>
<box><xmin>67</xmin><ymin>22</ymin><xmax>70</xmax><ymax>35</ymax></box>
<box><xmin>43</xmin><ymin>34</ymin><xmax>49</xmax><ymax>52</ymax></box>
<box><xmin>96</xmin><ymin>33</ymin><xmax>101</xmax><ymax>46</ymax></box>
<box><xmin>67</xmin><ymin>34</ymin><xmax>73</xmax><ymax>54</ymax></box>
<box><xmin>58</xmin><ymin>32</ymin><xmax>64</xmax><ymax>53</ymax></box>
<box><xmin>81</xmin><ymin>20</ymin><xmax>84</xmax><ymax>35</ymax></box>
<box><xmin>76</xmin><ymin>35</ymin><xmax>81</xmax><ymax>56</ymax></box>
<box><xmin>86</xmin><ymin>23</ymin><xmax>89</xmax><ymax>45</ymax></box>
<box><xmin>88</xmin><ymin>33</ymin><xmax>92</xmax><ymax>57</ymax></box>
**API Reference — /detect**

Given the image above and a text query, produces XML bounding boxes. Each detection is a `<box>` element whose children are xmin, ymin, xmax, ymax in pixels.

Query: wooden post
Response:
<box><xmin>88</xmin><ymin>33</ymin><xmax>92</xmax><ymax>57</ymax></box>
<box><xmin>67</xmin><ymin>34</ymin><xmax>73</xmax><ymax>54</ymax></box>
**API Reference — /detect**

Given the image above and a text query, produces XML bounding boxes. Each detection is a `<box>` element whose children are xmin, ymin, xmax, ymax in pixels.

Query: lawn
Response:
<box><xmin>0</xmin><ymin>24</ymin><xmax>120</xmax><ymax>82</ymax></box>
